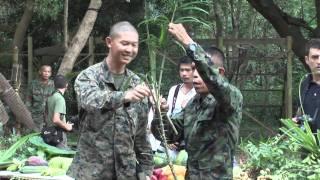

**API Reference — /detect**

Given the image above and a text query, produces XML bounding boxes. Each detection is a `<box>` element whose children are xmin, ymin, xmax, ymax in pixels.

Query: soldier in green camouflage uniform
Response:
<box><xmin>152</xmin><ymin>23</ymin><xmax>243</xmax><ymax>180</ymax></box>
<box><xmin>68</xmin><ymin>21</ymin><xmax>153</xmax><ymax>180</ymax></box>
<box><xmin>26</xmin><ymin>65</ymin><xmax>55</xmax><ymax>131</ymax></box>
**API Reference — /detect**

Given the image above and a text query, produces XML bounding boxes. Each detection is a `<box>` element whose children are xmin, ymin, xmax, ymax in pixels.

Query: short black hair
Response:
<box><xmin>178</xmin><ymin>55</ymin><xmax>194</xmax><ymax>69</ymax></box>
<box><xmin>54</xmin><ymin>75</ymin><xmax>67</xmax><ymax>89</ymax></box>
<box><xmin>305</xmin><ymin>39</ymin><xmax>320</xmax><ymax>56</ymax></box>
<box><xmin>204</xmin><ymin>46</ymin><xmax>225</xmax><ymax>67</ymax></box>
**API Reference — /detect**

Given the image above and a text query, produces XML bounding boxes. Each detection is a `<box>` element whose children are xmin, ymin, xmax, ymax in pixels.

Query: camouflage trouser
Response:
<box><xmin>185</xmin><ymin>167</ymin><xmax>232</xmax><ymax>180</ymax></box>
<box><xmin>32</xmin><ymin>113</ymin><xmax>45</xmax><ymax>132</ymax></box>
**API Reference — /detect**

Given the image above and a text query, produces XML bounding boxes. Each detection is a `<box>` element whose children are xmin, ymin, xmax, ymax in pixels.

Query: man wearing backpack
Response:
<box><xmin>166</xmin><ymin>56</ymin><xmax>196</xmax><ymax>151</ymax></box>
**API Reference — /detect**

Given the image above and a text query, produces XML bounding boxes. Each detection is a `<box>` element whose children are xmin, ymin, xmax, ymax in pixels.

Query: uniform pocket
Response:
<box><xmin>86</xmin><ymin>110</ymin><xmax>109</xmax><ymax>132</ymax></box>
<box><xmin>126</xmin><ymin>106</ymin><xmax>139</xmax><ymax>134</ymax></box>
<box><xmin>191</xmin><ymin>118</ymin><xmax>216</xmax><ymax>142</ymax></box>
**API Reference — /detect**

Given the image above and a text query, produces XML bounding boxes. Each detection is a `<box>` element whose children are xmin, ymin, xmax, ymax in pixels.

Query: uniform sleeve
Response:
<box><xmin>134</xmin><ymin>100</ymin><xmax>154</xmax><ymax>176</ymax></box>
<box><xmin>25</xmin><ymin>81</ymin><xmax>33</xmax><ymax>108</ymax></box>
<box><xmin>189</xmin><ymin>45</ymin><xmax>243</xmax><ymax>114</ymax></box>
<box><xmin>74</xmin><ymin>68</ymin><xmax>125</xmax><ymax>111</ymax></box>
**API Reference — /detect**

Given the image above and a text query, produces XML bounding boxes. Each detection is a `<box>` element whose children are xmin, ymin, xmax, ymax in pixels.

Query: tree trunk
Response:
<box><xmin>64</xmin><ymin>0</ymin><xmax>69</xmax><ymax>50</ymax></box>
<box><xmin>0</xmin><ymin>100</ymin><xmax>9</xmax><ymax>125</ymax></box>
<box><xmin>212</xmin><ymin>1</ymin><xmax>223</xmax><ymax>38</ymax></box>
<box><xmin>0</xmin><ymin>73</ymin><xmax>36</xmax><ymax>130</ymax></box>
<box><xmin>246</xmin><ymin>0</ymin><xmax>314</xmax><ymax>69</ymax></box>
<box><xmin>12</xmin><ymin>0</ymin><xmax>35</xmax><ymax>50</ymax></box>
<box><xmin>58</xmin><ymin>0</ymin><xmax>102</xmax><ymax>76</ymax></box>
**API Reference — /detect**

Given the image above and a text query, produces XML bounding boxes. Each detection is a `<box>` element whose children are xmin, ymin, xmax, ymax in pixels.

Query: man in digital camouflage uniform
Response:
<box><xmin>26</xmin><ymin>65</ymin><xmax>55</xmax><ymax>131</ymax></box>
<box><xmin>152</xmin><ymin>23</ymin><xmax>243</xmax><ymax>180</ymax></box>
<box><xmin>68</xmin><ymin>21</ymin><xmax>153</xmax><ymax>180</ymax></box>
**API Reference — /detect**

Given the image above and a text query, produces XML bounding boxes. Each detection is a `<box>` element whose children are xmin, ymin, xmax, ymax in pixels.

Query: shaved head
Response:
<box><xmin>109</xmin><ymin>21</ymin><xmax>138</xmax><ymax>38</ymax></box>
<box><xmin>205</xmin><ymin>46</ymin><xmax>225</xmax><ymax>68</ymax></box>
<box><xmin>40</xmin><ymin>65</ymin><xmax>51</xmax><ymax>71</ymax></box>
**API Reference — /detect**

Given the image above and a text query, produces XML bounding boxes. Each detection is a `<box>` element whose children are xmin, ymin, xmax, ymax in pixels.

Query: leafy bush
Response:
<box><xmin>240</xmin><ymin>119</ymin><xmax>320</xmax><ymax>179</ymax></box>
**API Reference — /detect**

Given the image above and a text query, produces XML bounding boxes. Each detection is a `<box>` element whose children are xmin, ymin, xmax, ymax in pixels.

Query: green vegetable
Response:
<box><xmin>48</xmin><ymin>157</ymin><xmax>73</xmax><ymax>171</ymax></box>
<box><xmin>0</xmin><ymin>161</ymin><xmax>13</xmax><ymax>170</ymax></box>
<box><xmin>153</xmin><ymin>152</ymin><xmax>167</xmax><ymax>167</ymax></box>
<box><xmin>175</xmin><ymin>150</ymin><xmax>188</xmax><ymax>166</ymax></box>
<box><xmin>42</xmin><ymin>167</ymin><xmax>67</xmax><ymax>176</ymax></box>
<box><xmin>0</xmin><ymin>133</ymin><xmax>39</xmax><ymax>162</ymax></box>
<box><xmin>19</xmin><ymin>165</ymin><xmax>48</xmax><ymax>174</ymax></box>
<box><xmin>7</xmin><ymin>163</ymin><xmax>19</xmax><ymax>171</ymax></box>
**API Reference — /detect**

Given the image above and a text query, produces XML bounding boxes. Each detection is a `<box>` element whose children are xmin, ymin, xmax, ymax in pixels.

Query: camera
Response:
<box><xmin>296</xmin><ymin>114</ymin><xmax>313</xmax><ymax>125</ymax></box>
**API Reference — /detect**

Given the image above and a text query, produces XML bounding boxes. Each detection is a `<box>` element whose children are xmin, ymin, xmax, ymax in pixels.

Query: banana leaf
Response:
<box><xmin>28</xmin><ymin>136</ymin><xmax>76</xmax><ymax>156</ymax></box>
<box><xmin>0</xmin><ymin>133</ymin><xmax>39</xmax><ymax>162</ymax></box>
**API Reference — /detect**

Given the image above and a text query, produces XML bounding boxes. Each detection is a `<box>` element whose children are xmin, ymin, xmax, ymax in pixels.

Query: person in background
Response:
<box><xmin>69</xmin><ymin>21</ymin><xmax>153</xmax><ymax>180</ymax></box>
<box><xmin>45</xmin><ymin>75</ymin><xmax>73</xmax><ymax>148</ymax></box>
<box><xmin>26</xmin><ymin>65</ymin><xmax>55</xmax><ymax>131</ymax></box>
<box><xmin>164</xmin><ymin>56</ymin><xmax>196</xmax><ymax>156</ymax></box>
<box><xmin>167</xmin><ymin>56</ymin><xmax>196</xmax><ymax>119</ymax></box>
<box><xmin>294</xmin><ymin>39</ymin><xmax>320</xmax><ymax>133</ymax></box>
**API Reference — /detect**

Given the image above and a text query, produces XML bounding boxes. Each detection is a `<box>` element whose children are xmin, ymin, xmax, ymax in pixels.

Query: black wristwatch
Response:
<box><xmin>186</xmin><ymin>42</ymin><xmax>197</xmax><ymax>58</ymax></box>
<box><xmin>187</xmin><ymin>42</ymin><xmax>197</xmax><ymax>52</ymax></box>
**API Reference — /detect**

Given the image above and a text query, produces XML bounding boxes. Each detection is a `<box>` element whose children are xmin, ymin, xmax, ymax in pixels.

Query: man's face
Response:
<box><xmin>39</xmin><ymin>66</ymin><xmax>52</xmax><ymax>81</ymax></box>
<box><xmin>106</xmin><ymin>31</ymin><xmax>139</xmax><ymax>65</ymax></box>
<box><xmin>193</xmin><ymin>70</ymin><xmax>209</xmax><ymax>94</ymax></box>
<box><xmin>179</xmin><ymin>63</ymin><xmax>193</xmax><ymax>84</ymax></box>
<box><xmin>306</xmin><ymin>48</ymin><xmax>320</xmax><ymax>75</ymax></box>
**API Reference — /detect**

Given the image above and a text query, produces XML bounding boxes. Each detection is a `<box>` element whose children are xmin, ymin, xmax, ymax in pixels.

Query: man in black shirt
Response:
<box><xmin>295</xmin><ymin>39</ymin><xmax>320</xmax><ymax>132</ymax></box>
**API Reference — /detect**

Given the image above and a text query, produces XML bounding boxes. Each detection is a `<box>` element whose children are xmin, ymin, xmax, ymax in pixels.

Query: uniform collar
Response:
<box><xmin>101</xmin><ymin>60</ymin><xmax>133</xmax><ymax>89</ymax></box>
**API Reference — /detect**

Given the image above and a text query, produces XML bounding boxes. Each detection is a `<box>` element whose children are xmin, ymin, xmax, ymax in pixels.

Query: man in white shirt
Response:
<box><xmin>166</xmin><ymin>56</ymin><xmax>196</xmax><ymax>152</ymax></box>
<box><xmin>148</xmin><ymin>56</ymin><xmax>196</xmax><ymax>155</ymax></box>
<box><xmin>167</xmin><ymin>56</ymin><xmax>196</xmax><ymax>119</ymax></box>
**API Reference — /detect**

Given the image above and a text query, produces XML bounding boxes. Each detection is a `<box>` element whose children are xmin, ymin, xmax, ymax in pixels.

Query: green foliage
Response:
<box><xmin>34</xmin><ymin>0</ymin><xmax>63</xmax><ymax>21</ymax></box>
<box><xmin>241</xmin><ymin>119</ymin><xmax>320</xmax><ymax>179</ymax></box>
<box><xmin>139</xmin><ymin>0</ymin><xmax>211</xmax><ymax>84</ymax></box>
<box><xmin>0</xmin><ymin>133</ymin><xmax>39</xmax><ymax>162</ymax></box>
<box><xmin>28</xmin><ymin>136</ymin><xmax>76</xmax><ymax>157</ymax></box>
<box><xmin>280</xmin><ymin>119</ymin><xmax>320</xmax><ymax>157</ymax></box>
<box><xmin>240</xmin><ymin>135</ymin><xmax>296</xmax><ymax>172</ymax></box>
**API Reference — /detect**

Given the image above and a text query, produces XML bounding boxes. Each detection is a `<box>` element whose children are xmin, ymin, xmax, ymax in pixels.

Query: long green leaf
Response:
<box><xmin>0</xmin><ymin>133</ymin><xmax>39</xmax><ymax>162</ymax></box>
<box><xmin>175</xmin><ymin>17</ymin><xmax>212</xmax><ymax>29</ymax></box>
<box><xmin>280</xmin><ymin>119</ymin><xmax>320</xmax><ymax>154</ymax></box>
<box><xmin>178</xmin><ymin>6</ymin><xmax>209</xmax><ymax>15</ymax></box>
<box><xmin>178</xmin><ymin>1</ymin><xmax>209</xmax><ymax>9</ymax></box>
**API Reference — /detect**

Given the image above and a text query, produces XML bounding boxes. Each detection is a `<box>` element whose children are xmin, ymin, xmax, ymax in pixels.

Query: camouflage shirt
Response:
<box><xmin>26</xmin><ymin>79</ymin><xmax>55</xmax><ymax>114</ymax></box>
<box><xmin>69</xmin><ymin>60</ymin><xmax>153</xmax><ymax>180</ymax></box>
<box><xmin>152</xmin><ymin>45</ymin><xmax>243</xmax><ymax>180</ymax></box>
<box><xmin>26</xmin><ymin>79</ymin><xmax>55</xmax><ymax>131</ymax></box>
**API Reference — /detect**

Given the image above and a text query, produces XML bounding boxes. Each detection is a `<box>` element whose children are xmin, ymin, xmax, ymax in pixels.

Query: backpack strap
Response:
<box><xmin>171</xmin><ymin>84</ymin><xmax>181</xmax><ymax>114</ymax></box>
<box><xmin>43</xmin><ymin>101</ymin><xmax>48</xmax><ymax>127</ymax></box>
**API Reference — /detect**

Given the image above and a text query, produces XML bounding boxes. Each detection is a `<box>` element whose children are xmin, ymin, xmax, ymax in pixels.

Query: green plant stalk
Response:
<box><xmin>145</xmin><ymin>79</ymin><xmax>177</xmax><ymax>180</ymax></box>
<box><xmin>171</xmin><ymin>3</ymin><xmax>177</xmax><ymax>23</ymax></box>
<box><xmin>146</xmin><ymin>24</ymin><xmax>157</xmax><ymax>80</ymax></box>
<box><xmin>298</xmin><ymin>73</ymin><xmax>310</xmax><ymax>115</ymax></box>
<box><xmin>0</xmin><ymin>133</ymin><xmax>39</xmax><ymax>162</ymax></box>
<box><xmin>155</xmin><ymin>99</ymin><xmax>177</xmax><ymax>180</ymax></box>
<box><xmin>159</xmin><ymin>59</ymin><xmax>178</xmax><ymax>180</ymax></box>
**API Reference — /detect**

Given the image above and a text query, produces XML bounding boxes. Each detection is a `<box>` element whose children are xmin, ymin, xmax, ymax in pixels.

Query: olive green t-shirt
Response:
<box><xmin>112</xmin><ymin>73</ymin><xmax>125</xmax><ymax>90</ymax></box>
<box><xmin>46</xmin><ymin>91</ymin><xmax>66</xmax><ymax>127</ymax></box>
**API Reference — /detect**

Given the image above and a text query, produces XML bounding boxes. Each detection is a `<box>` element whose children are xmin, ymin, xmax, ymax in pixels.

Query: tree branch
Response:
<box><xmin>247</xmin><ymin>0</ymin><xmax>311</xmax><ymax>68</ymax></box>
<box><xmin>12</xmin><ymin>0</ymin><xmax>35</xmax><ymax>50</ymax></box>
<box><xmin>58</xmin><ymin>0</ymin><xmax>102</xmax><ymax>76</ymax></box>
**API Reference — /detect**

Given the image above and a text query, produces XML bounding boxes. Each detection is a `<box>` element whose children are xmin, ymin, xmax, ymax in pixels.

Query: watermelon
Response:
<box><xmin>174</xmin><ymin>150</ymin><xmax>188</xmax><ymax>166</ymax></box>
